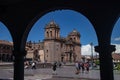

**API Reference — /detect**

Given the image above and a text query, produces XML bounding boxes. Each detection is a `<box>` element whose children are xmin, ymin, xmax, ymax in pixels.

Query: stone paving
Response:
<box><xmin>23</xmin><ymin>66</ymin><xmax>100</xmax><ymax>80</ymax></box>
<box><xmin>0</xmin><ymin>64</ymin><xmax>120</xmax><ymax>80</ymax></box>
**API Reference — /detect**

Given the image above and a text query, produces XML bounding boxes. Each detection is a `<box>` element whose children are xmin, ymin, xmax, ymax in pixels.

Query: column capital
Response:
<box><xmin>12</xmin><ymin>50</ymin><xmax>27</xmax><ymax>57</ymax></box>
<box><xmin>95</xmin><ymin>45</ymin><xmax>116</xmax><ymax>53</ymax></box>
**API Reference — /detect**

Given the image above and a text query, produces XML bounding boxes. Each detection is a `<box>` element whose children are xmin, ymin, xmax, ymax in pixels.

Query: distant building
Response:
<box><xmin>81</xmin><ymin>53</ymin><xmax>120</xmax><ymax>63</ymax></box>
<box><xmin>26</xmin><ymin>41</ymin><xmax>44</xmax><ymax>62</ymax></box>
<box><xmin>26</xmin><ymin>21</ymin><xmax>82</xmax><ymax>63</ymax></box>
<box><xmin>0</xmin><ymin>40</ymin><xmax>13</xmax><ymax>62</ymax></box>
<box><xmin>112</xmin><ymin>53</ymin><xmax>120</xmax><ymax>63</ymax></box>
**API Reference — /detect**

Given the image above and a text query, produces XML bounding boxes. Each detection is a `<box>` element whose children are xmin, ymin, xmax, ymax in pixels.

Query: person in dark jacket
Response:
<box><xmin>52</xmin><ymin>62</ymin><xmax>57</xmax><ymax>75</ymax></box>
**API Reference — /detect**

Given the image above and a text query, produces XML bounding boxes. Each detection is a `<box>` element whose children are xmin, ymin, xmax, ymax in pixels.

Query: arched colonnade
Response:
<box><xmin>0</xmin><ymin>0</ymin><xmax>120</xmax><ymax>80</ymax></box>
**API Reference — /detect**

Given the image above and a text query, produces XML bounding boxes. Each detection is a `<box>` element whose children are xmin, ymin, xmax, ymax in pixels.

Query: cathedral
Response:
<box><xmin>26</xmin><ymin>21</ymin><xmax>81</xmax><ymax>63</ymax></box>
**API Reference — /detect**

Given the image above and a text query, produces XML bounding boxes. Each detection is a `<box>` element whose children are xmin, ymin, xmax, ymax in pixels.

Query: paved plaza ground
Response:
<box><xmin>0</xmin><ymin>63</ymin><xmax>120</xmax><ymax>80</ymax></box>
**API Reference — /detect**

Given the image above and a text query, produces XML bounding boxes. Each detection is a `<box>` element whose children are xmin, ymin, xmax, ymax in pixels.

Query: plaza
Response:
<box><xmin>0</xmin><ymin>63</ymin><xmax>120</xmax><ymax>80</ymax></box>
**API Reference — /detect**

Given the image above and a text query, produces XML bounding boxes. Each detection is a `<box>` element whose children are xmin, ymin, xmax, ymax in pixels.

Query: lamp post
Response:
<box><xmin>90</xmin><ymin>42</ymin><xmax>94</xmax><ymax>69</ymax></box>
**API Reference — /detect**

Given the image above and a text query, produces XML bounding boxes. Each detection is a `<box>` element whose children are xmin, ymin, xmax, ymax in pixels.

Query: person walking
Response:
<box><xmin>31</xmin><ymin>61</ymin><xmax>36</xmax><ymax>69</ymax></box>
<box><xmin>52</xmin><ymin>62</ymin><xmax>57</xmax><ymax>75</ymax></box>
<box><xmin>58</xmin><ymin>61</ymin><xmax>62</xmax><ymax>68</ymax></box>
<box><xmin>78</xmin><ymin>61</ymin><xmax>82</xmax><ymax>72</ymax></box>
<box><xmin>24</xmin><ymin>61</ymin><xmax>29</xmax><ymax>69</ymax></box>
<box><xmin>84</xmin><ymin>61</ymin><xmax>90</xmax><ymax>73</ymax></box>
<box><xmin>81</xmin><ymin>62</ymin><xmax>85</xmax><ymax>73</ymax></box>
<box><xmin>75</xmin><ymin>61</ymin><xmax>80</xmax><ymax>74</ymax></box>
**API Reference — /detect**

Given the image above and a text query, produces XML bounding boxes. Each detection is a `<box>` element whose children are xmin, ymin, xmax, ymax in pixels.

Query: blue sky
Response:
<box><xmin>28</xmin><ymin>10</ymin><xmax>98</xmax><ymax>45</ymax></box>
<box><xmin>0</xmin><ymin>10</ymin><xmax>120</xmax><ymax>55</ymax></box>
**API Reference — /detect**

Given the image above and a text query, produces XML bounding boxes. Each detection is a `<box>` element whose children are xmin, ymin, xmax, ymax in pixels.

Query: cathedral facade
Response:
<box><xmin>26</xmin><ymin>21</ymin><xmax>81</xmax><ymax>63</ymax></box>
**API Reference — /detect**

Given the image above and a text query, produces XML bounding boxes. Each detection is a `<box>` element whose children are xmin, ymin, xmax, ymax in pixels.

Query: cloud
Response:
<box><xmin>81</xmin><ymin>44</ymin><xmax>120</xmax><ymax>55</ymax></box>
<box><xmin>81</xmin><ymin>44</ymin><xmax>96</xmax><ymax>55</ymax></box>
<box><xmin>114</xmin><ymin>37</ymin><xmax>120</xmax><ymax>41</ymax></box>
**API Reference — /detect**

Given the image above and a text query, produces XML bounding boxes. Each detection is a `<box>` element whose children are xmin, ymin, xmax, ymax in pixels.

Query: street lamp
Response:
<box><xmin>90</xmin><ymin>42</ymin><xmax>94</xmax><ymax>69</ymax></box>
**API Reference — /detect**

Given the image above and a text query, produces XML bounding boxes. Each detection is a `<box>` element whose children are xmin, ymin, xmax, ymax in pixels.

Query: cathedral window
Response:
<box><xmin>70</xmin><ymin>38</ymin><xmax>72</xmax><ymax>41</ymax></box>
<box><xmin>74</xmin><ymin>37</ymin><xmax>76</xmax><ymax>41</ymax></box>
<box><xmin>50</xmin><ymin>31</ymin><xmax>52</xmax><ymax>37</ymax></box>
<box><xmin>46</xmin><ymin>50</ymin><xmax>48</xmax><ymax>53</ymax></box>
<box><xmin>47</xmin><ymin>31</ymin><xmax>49</xmax><ymax>37</ymax></box>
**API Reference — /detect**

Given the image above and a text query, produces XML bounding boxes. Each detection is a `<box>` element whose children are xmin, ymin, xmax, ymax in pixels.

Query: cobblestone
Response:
<box><xmin>0</xmin><ymin>64</ymin><xmax>120</xmax><ymax>80</ymax></box>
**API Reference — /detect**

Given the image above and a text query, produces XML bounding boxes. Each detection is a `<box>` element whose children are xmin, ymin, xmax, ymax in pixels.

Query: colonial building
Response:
<box><xmin>26</xmin><ymin>21</ymin><xmax>81</xmax><ymax>63</ymax></box>
<box><xmin>0</xmin><ymin>40</ymin><xmax>13</xmax><ymax>62</ymax></box>
<box><xmin>112</xmin><ymin>53</ymin><xmax>120</xmax><ymax>63</ymax></box>
<box><xmin>26</xmin><ymin>41</ymin><xmax>44</xmax><ymax>62</ymax></box>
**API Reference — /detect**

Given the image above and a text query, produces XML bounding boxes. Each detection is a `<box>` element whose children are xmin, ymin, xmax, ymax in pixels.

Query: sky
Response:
<box><xmin>0</xmin><ymin>10</ymin><xmax>120</xmax><ymax>55</ymax></box>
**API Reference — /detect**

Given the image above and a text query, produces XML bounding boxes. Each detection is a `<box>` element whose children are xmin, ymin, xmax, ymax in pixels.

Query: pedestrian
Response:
<box><xmin>84</xmin><ymin>61</ymin><xmax>90</xmax><ymax>73</ymax></box>
<box><xmin>58</xmin><ymin>61</ymin><xmax>62</xmax><ymax>68</ymax></box>
<box><xmin>52</xmin><ymin>62</ymin><xmax>57</xmax><ymax>75</ymax></box>
<box><xmin>75</xmin><ymin>61</ymin><xmax>80</xmax><ymax>74</ymax></box>
<box><xmin>24</xmin><ymin>61</ymin><xmax>29</xmax><ymax>69</ymax></box>
<box><xmin>31</xmin><ymin>61</ymin><xmax>36</xmax><ymax>69</ymax></box>
<box><xmin>78</xmin><ymin>61</ymin><xmax>82</xmax><ymax>72</ymax></box>
<box><xmin>81</xmin><ymin>62</ymin><xmax>85</xmax><ymax>73</ymax></box>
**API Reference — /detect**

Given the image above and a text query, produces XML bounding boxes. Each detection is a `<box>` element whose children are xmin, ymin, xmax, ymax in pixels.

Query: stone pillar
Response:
<box><xmin>95</xmin><ymin>45</ymin><xmax>116</xmax><ymax>80</ymax></box>
<box><xmin>13</xmin><ymin>50</ymin><xmax>26</xmax><ymax>80</ymax></box>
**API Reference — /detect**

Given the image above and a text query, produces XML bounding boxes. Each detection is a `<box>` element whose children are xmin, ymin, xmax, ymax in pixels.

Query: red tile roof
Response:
<box><xmin>112</xmin><ymin>53</ymin><xmax>120</xmax><ymax>60</ymax></box>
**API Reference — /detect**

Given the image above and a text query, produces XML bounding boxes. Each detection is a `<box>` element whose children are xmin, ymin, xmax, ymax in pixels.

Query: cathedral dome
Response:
<box><xmin>68</xmin><ymin>29</ymin><xmax>81</xmax><ymax>37</ymax></box>
<box><xmin>45</xmin><ymin>20</ymin><xmax>60</xmax><ymax>29</ymax></box>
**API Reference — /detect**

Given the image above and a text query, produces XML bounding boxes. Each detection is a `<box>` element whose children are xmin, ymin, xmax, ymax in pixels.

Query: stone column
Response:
<box><xmin>95</xmin><ymin>45</ymin><xmax>116</xmax><ymax>80</ymax></box>
<box><xmin>13</xmin><ymin>50</ymin><xmax>26</xmax><ymax>80</ymax></box>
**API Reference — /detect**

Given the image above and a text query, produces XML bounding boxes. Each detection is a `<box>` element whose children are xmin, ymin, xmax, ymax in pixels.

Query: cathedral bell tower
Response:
<box><xmin>68</xmin><ymin>29</ymin><xmax>81</xmax><ymax>44</ymax></box>
<box><xmin>44</xmin><ymin>20</ymin><xmax>60</xmax><ymax>40</ymax></box>
<box><xmin>44</xmin><ymin>21</ymin><xmax>61</xmax><ymax>62</ymax></box>
<box><xmin>67</xmin><ymin>29</ymin><xmax>81</xmax><ymax>61</ymax></box>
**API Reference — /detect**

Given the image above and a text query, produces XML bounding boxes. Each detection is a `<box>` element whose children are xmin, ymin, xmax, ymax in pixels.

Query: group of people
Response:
<box><xmin>75</xmin><ymin>61</ymin><xmax>90</xmax><ymax>74</ymax></box>
<box><xmin>52</xmin><ymin>61</ymin><xmax>90</xmax><ymax>75</ymax></box>
<box><xmin>25</xmin><ymin>60</ymin><xmax>90</xmax><ymax>75</ymax></box>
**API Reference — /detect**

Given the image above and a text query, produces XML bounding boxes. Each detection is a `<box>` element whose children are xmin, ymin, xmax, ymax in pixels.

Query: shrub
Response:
<box><xmin>116</xmin><ymin>63</ymin><xmax>120</xmax><ymax>71</ymax></box>
<box><xmin>94</xmin><ymin>60</ymin><xmax>99</xmax><ymax>65</ymax></box>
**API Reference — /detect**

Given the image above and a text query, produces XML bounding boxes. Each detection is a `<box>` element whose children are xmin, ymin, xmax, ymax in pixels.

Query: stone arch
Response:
<box><xmin>24</xmin><ymin>10</ymin><xmax>97</xmax><ymax>63</ymax></box>
<box><xmin>111</xmin><ymin>16</ymin><xmax>120</xmax><ymax>43</ymax></box>
<box><xmin>24</xmin><ymin>9</ymin><xmax>98</xmax><ymax>47</ymax></box>
<box><xmin>111</xmin><ymin>17</ymin><xmax>120</xmax><ymax>52</ymax></box>
<box><xmin>0</xmin><ymin>1</ymin><xmax>119</xmax><ymax>80</ymax></box>
<box><xmin>0</xmin><ymin>21</ymin><xmax>13</xmax><ymax>41</ymax></box>
<box><xmin>0</xmin><ymin>21</ymin><xmax>13</xmax><ymax>62</ymax></box>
